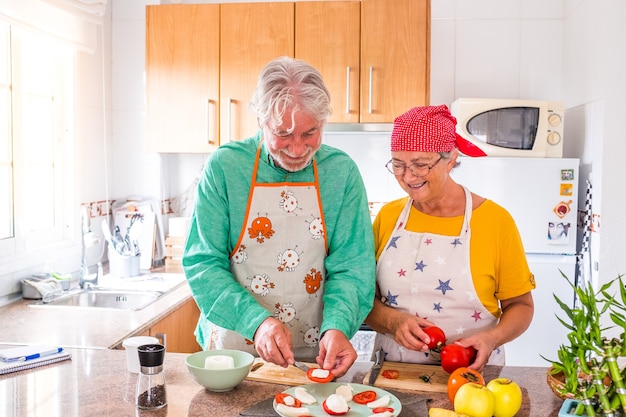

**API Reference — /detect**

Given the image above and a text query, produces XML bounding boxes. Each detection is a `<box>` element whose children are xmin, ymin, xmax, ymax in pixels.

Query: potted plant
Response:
<box><xmin>545</xmin><ymin>272</ymin><xmax>626</xmax><ymax>416</ymax></box>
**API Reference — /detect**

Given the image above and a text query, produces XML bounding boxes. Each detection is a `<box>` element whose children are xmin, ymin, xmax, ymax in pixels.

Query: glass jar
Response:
<box><xmin>135</xmin><ymin>344</ymin><xmax>167</xmax><ymax>410</ymax></box>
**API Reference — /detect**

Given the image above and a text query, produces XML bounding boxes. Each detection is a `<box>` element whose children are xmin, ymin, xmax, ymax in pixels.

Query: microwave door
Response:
<box><xmin>467</xmin><ymin>107</ymin><xmax>539</xmax><ymax>150</ymax></box>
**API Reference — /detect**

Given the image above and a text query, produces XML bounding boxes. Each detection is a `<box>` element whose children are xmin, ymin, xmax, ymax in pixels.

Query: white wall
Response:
<box><xmin>561</xmin><ymin>1</ymin><xmax>626</xmax><ymax>290</ymax></box>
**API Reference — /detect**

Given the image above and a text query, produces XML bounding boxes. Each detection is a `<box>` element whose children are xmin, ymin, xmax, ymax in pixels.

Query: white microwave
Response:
<box><xmin>450</xmin><ymin>98</ymin><xmax>564</xmax><ymax>158</ymax></box>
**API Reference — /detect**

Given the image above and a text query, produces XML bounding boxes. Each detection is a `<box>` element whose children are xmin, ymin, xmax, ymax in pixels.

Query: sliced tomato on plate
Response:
<box><xmin>274</xmin><ymin>392</ymin><xmax>302</xmax><ymax>408</ymax></box>
<box><xmin>382</xmin><ymin>369</ymin><xmax>399</xmax><ymax>379</ymax></box>
<box><xmin>306</xmin><ymin>367</ymin><xmax>334</xmax><ymax>383</ymax></box>
<box><xmin>372</xmin><ymin>406</ymin><xmax>395</xmax><ymax>413</ymax></box>
<box><xmin>322</xmin><ymin>399</ymin><xmax>349</xmax><ymax>416</ymax></box>
<box><xmin>352</xmin><ymin>390</ymin><xmax>377</xmax><ymax>404</ymax></box>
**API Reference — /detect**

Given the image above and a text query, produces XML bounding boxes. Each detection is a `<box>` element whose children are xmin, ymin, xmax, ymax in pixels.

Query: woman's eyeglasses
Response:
<box><xmin>385</xmin><ymin>156</ymin><xmax>443</xmax><ymax>176</ymax></box>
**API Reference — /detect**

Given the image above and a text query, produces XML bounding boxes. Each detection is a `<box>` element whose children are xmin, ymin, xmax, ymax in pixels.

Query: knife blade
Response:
<box><xmin>368</xmin><ymin>348</ymin><xmax>384</xmax><ymax>386</ymax></box>
<box><xmin>293</xmin><ymin>361</ymin><xmax>310</xmax><ymax>373</ymax></box>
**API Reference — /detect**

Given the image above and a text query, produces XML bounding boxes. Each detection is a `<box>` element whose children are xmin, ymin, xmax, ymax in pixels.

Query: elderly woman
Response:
<box><xmin>365</xmin><ymin>105</ymin><xmax>535</xmax><ymax>371</ymax></box>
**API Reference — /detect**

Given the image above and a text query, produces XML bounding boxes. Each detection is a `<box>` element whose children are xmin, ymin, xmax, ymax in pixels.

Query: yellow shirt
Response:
<box><xmin>373</xmin><ymin>197</ymin><xmax>535</xmax><ymax>316</ymax></box>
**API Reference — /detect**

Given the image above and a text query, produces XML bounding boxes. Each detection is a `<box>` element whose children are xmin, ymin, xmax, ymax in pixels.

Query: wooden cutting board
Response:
<box><xmin>371</xmin><ymin>361</ymin><xmax>449</xmax><ymax>393</ymax></box>
<box><xmin>246</xmin><ymin>358</ymin><xmax>449</xmax><ymax>393</ymax></box>
<box><xmin>246</xmin><ymin>358</ymin><xmax>313</xmax><ymax>386</ymax></box>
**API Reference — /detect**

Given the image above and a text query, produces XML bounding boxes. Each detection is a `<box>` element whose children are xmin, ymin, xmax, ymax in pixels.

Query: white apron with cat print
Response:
<box><xmin>376</xmin><ymin>186</ymin><xmax>504</xmax><ymax>365</ymax></box>
<box><xmin>210</xmin><ymin>146</ymin><xmax>328</xmax><ymax>360</ymax></box>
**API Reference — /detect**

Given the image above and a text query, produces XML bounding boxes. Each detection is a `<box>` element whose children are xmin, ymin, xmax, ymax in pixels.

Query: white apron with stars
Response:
<box><xmin>209</xmin><ymin>146</ymin><xmax>327</xmax><ymax>361</ymax></box>
<box><xmin>375</xmin><ymin>186</ymin><xmax>504</xmax><ymax>365</ymax></box>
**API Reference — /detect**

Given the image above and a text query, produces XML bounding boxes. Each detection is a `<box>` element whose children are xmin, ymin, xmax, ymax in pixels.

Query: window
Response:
<box><xmin>0</xmin><ymin>21</ymin><xmax>74</xmax><ymax>260</ymax></box>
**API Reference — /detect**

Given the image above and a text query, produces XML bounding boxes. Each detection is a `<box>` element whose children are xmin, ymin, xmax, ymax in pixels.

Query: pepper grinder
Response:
<box><xmin>136</xmin><ymin>344</ymin><xmax>167</xmax><ymax>410</ymax></box>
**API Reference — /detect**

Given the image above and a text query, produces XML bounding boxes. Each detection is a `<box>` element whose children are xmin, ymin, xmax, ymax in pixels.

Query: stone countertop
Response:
<box><xmin>0</xmin><ymin>272</ymin><xmax>191</xmax><ymax>349</ymax></box>
<box><xmin>0</xmin><ymin>348</ymin><xmax>567</xmax><ymax>416</ymax></box>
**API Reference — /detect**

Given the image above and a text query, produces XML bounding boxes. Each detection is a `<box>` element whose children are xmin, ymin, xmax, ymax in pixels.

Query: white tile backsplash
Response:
<box><xmin>430</xmin><ymin>19</ymin><xmax>456</xmax><ymax>106</ymax></box>
<box><xmin>455</xmin><ymin>20</ymin><xmax>521</xmax><ymax>99</ymax></box>
<box><xmin>521</xmin><ymin>0</ymin><xmax>563</xmax><ymax>19</ymax></box>
<box><xmin>431</xmin><ymin>0</ymin><xmax>456</xmax><ymax>20</ymax></box>
<box><xmin>456</xmin><ymin>0</ymin><xmax>521</xmax><ymax>20</ymax></box>
<box><xmin>519</xmin><ymin>20</ymin><xmax>563</xmax><ymax>100</ymax></box>
<box><xmin>112</xmin><ymin>20</ymin><xmax>146</xmax><ymax>111</ymax></box>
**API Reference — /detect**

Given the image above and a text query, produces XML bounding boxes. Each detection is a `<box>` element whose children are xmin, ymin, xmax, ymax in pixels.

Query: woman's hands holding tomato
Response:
<box><xmin>384</xmin><ymin>311</ymin><xmax>437</xmax><ymax>352</ymax></box>
<box><xmin>423</xmin><ymin>326</ymin><xmax>446</xmax><ymax>351</ymax></box>
<box><xmin>440</xmin><ymin>343</ymin><xmax>477</xmax><ymax>374</ymax></box>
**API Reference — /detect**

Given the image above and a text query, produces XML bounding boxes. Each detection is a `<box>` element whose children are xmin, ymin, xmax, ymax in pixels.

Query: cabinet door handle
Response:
<box><xmin>227</xmin><ymin>98</ymin><xmax>233</xmax><ymax>143</ymax></box>
<box><xmin>155</xmin><ymin>332</ymin><xmax>167</xmax><ymax>349</ymax></box>
<box><xmin>345</xmin><ymin>66</ymin><xmax>351</xmax><ymax>114</ymax></box>
<box><xmin>206</xmin><ymin>99</ymin><xmax>216</xmax><ymax>145</ymax></box>
<box><xmin>368</xmin><ymin>66</ymin><xmax>373</xmax><ymax>114</ymax></box>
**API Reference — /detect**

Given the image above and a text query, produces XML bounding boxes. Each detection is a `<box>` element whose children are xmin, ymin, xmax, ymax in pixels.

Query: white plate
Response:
<box><xmin>273</xmin><ymin>382</ymin><xmax>402</xmax><ymax>416</ymax></box>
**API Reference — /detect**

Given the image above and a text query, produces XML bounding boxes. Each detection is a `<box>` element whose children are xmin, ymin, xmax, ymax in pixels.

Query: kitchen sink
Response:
<box><xmin>30</xmin><ymin>288</ymin><xmax>163</xmax><ymax>311</ymax></box>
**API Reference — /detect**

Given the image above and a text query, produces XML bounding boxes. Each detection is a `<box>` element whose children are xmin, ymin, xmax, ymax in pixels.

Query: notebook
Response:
<box><xmin>0</xmin><ymin>345</ymin><xmax>72</xmax><ymax>375</ymax></box>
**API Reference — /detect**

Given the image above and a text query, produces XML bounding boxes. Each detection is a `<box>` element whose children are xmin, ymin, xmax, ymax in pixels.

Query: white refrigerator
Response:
<box><xmin>451</xmin><ymin>156</ymin><xmax>580</xmax><ymax>367</ymax></box>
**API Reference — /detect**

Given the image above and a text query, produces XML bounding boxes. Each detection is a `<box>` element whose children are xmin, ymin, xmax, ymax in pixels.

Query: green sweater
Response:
<box><xmin>183</xmin><ymin>132</ymin><xmax>376</xmax><ymax>348</ymax></box>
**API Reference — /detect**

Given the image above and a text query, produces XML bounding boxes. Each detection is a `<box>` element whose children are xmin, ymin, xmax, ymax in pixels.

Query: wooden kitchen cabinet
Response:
<box><xmin>146</xmin><ymin>3</ymin><xmax>293</xmax><ymax>151</ymax></box>
<box><xmin>140</xmin><ymin>297</ymin><xmax>202</xmax><ymax>353</ymax></box>
<box><xmin>219</xmin><ymin>3</ymin><xmax>294</xmax><ymax>143</ymax></box>
<box><xmin>146</xmin><ymin>4</ymin><xmax>220</xmax><ymax>153</ymax></box>
<box><xmin>296</xmin><ymin>0</ymin><xmax>430</xmax><ymax>124</ymax></box>
<box><xmin>360</xmin><ymin>0</ymin><xmax>430</xmax><ymax>122</ymax></box>
<box><xmin>146</xmin><ymin>1</ymin><xmax>430</xmax><ymax>153</ymax></box>
<box><xmin>295</xmin><ymin>2</ymin><xmax>361</xmax><ymax>124</ymax></box>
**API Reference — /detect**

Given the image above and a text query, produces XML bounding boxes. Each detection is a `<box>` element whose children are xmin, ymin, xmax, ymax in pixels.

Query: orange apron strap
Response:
<box><xmin>229</xmin><ymin>144</ymin><xmax>263</xmax><ymax>258</ymax></box>
<box><xmin>311</xmin><ymin>159</ymin><xmax>329</xmax><ymax>254</ymax></box>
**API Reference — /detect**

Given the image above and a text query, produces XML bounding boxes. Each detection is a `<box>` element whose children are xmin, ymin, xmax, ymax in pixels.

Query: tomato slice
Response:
<box><xmin>322</xmin><ymin>399</ymin><xmax>349</xmax><ymax>416</ymax></box>
<box><xmin>382</xmin><ymin>369</ymin><xmax>399</xmax><ymax>379</ymax></box>
<box><xmin>372</xmin><ymin>407</ymin><xmax>394</xmax><ymax>413</ymax></box>
<box><xmin>352</xmin><ymin>390</ymin><xmax>377</xmax><ymax>404</ymax></box>
<box><xmin>274</xmin><ymin>393</ymin><xmax>302</xmax><ymax>408</ymax></box>
<box><xmin>306</xmin><ymin>367</ymin><xmax>334</xmax><ymax>383</ymax></box>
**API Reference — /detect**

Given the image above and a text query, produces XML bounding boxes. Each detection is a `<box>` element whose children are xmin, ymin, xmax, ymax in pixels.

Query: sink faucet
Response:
<box><xmin>79</xmin><ymin>262</ymin><xmax>102</xmax><ymax>289</ymax></box>
<box><xmin>79</xmin><ymin>206</ymin><xmax>102</xmax><ymax>289</ymax></box>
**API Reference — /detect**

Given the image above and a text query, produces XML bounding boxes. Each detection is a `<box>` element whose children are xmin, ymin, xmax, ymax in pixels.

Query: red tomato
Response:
<box><xmin>322</xmin><ymin>399</ymin><xmax>349</xmax><ymax>415</ymax></box>
<box><xmin>382</xmin><ymin>369</ymin><xmax>399</xmax><ymax>379</ymax></box>
<box><xmin>373</xmin><ymin>407</ymin><xmax>395</xmax><ymax>413</ymax></box>
<box><xmin>423</xmin><ymin>326</ymin><xmax>447</xmax><ymax>351</ymax></box>
<box><xmin>440</xmin><ymin>344</ymin><xmax>477</xmax><ymax>374</ymax></box>
<box><xmin>274</xmin><ymin>393</ymin><xmax>302</xmax><ymax>408</ymax></box>
<box><xmin>447</xmin><ymin>367</ymin><xmax>485</xmax><ymax>402</ymax></box>
<box><xmin>352</xmin><ymin>390</ymin><xmax>377</xmax><ymax>404</ymax></box>
<box><xmin>306</xmin><ymin>367</ymin><xmax>334</xmax><ymax>383</ymax></box>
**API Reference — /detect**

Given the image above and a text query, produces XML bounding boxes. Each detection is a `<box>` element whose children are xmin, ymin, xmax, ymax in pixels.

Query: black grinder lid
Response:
<box><xmin>137</xmin><ymin>344</ymin><xmax>165</xmax><ymax>368</ymax></box>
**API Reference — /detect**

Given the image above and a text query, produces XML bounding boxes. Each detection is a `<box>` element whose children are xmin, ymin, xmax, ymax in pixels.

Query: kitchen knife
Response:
<box><xmin>368</xmin><ymin>348</ymin><xmax>384</xmax><ymax>386</ymax></box>
<box><xmin>293</xmin><ymin>361</ymin><xmax>310</xmax><ymax>373</ymax></box>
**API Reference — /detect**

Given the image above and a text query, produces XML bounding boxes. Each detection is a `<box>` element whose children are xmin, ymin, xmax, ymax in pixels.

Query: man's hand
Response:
<box><xmin>316</xmin><ymin>329</ymin><xmax>357</xmax><ymax>377</ymax></box>
<box><xmin>253</xmin><ymin>317</ymin><xmax>294</xmax><ymax>367</ymax></box>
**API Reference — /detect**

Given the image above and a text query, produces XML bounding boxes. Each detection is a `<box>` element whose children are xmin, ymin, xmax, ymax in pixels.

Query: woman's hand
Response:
<box><xmin>366</xmin><ymin>297</ymin><xmax>436</xmax><ymax>352</ymax></box>
<box><xmin>389</xmin><ymin>311</ymin><xmax>437</xmax><ymax>352</ymax></box>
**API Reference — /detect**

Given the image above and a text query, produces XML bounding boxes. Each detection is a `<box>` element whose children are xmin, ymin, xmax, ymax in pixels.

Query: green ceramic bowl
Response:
<box><xmin>185</xmin><ymin>349</ymin><xmax>255</xmax><ymax>392</ymax></box>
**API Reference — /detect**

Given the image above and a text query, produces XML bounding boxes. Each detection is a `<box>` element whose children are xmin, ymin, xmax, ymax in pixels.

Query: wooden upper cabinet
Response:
<box><xmin>219</xmin><ymin>3</ymin><xmax>294</xmax><ymax>143</ymax></box>
<box><xmin>295</xmin><ymin>2</ymin><xmax>361</xmax><ymax>124</ymax></box>
<box><xmin>146</xmin><ymin>5</ymin><xmax>220</xmax><ymax>153</ymax></box>
<box><xmin>360</xmin><ymin>0</ymin><xmax>430</xmax><ymax>123</ymax></box>
<box><xmin>145</xmin><ymin>1</ymin><xmax>430</xmax><ymax>153</ymax></box>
